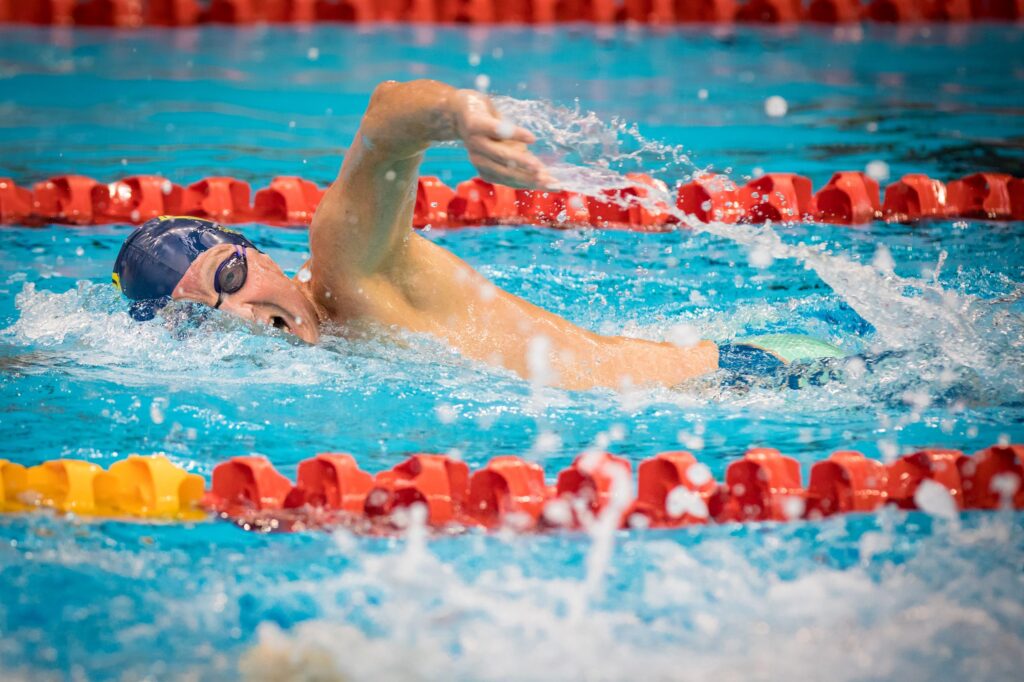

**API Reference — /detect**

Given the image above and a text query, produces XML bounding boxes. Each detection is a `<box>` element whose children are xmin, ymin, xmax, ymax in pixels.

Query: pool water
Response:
<box><xmin>1</xmin><ymin>23</ymin><xmax>1023</xmax><ymax>681</ymax></box>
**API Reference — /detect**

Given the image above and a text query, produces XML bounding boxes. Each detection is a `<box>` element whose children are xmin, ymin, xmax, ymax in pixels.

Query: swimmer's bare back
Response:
<box><xmin>299</xmin><ymin>79</ymin><xmax>718</xmax><ymax>391</ymax></box>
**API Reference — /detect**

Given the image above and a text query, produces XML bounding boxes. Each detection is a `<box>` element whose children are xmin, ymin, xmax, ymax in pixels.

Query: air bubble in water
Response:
<box><xmin>764</xmin><ymin>95</ymin><xmax>788</xmax><ymax>118</ymax></box>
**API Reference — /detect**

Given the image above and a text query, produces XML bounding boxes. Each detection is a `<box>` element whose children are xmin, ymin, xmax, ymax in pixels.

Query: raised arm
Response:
<box><xmin>309</xmin><ymin>79</ymin><xmax>552</xmax><ymax>280</ymax></box>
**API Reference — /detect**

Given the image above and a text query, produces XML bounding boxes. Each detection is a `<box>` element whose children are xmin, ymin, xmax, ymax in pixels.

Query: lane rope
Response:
<box><xmin>2</xmin><ymin>171</ymin><xmax>1022</xmax><ymax>230</ymax></box>
<box><xmin>2</xmin><ymin>444</ymin><xmax>1021</xmax><ymax>532</ymax></box>
<box><xmin>0</xmin><ymin>0</ymin><xmax>1020</xmax><ymax>27</ymax></box>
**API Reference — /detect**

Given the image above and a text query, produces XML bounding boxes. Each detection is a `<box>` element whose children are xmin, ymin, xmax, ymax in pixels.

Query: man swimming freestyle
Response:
<box><xmin>113</xmin><ymin>79</ymin><xmax>843</xmax><ymax>391</ymax></box>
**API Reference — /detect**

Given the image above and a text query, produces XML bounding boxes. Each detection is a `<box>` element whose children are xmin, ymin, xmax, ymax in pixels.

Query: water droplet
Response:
<box><xmin>297</xmin><ymin>267</ymin><xmax>312</xmax><ymax>283</ymax></box>
<box><xmin>668</xmin><ymin>323</ymin><xmax>700</xmax><ymax>348</ymax></box>
<box><xmin>686</xmin><ymin>463</ymin><xmax>712</xmax><ymax>485</ymax></box>
<box><xmin>913</xmin><ymin>479</ymin><xmax>957</xmax><ymax>520</ymax></box>
<box><xmin>474</xmin><ymin>74</ymin><xmax>490</xmax><ymax>92</ymax></box>
<box><xmin>872</xmin><ymin>244</ymin><xmax>895</xmax><ymax>273</ymax></box>
<box><xmin>865</xmin><ymin>159</ymin><xmax>890</xmax><ymax>182</ymax></box>
<box><xmin>435</xmin><ymin>403</ymin><xmax>457</xmax><ymax>424</ymax></box>
<box><xmin>307</xmin><ymin>47</ymin><xmax>320</xmax><ymax>61</ymax></box>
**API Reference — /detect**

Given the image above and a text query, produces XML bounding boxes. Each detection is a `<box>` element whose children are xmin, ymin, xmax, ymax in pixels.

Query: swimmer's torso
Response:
<box><xmin>302</xmin><ymin>232</ymin><xmax>718</xmax><ymax>391</ymax></box>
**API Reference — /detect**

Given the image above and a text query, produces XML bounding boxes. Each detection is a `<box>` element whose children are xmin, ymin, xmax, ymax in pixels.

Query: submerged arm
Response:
<box><xmin>309</xmin><ymin>79</ymin><xmax>553</xmax><ymax>281</ymax></box>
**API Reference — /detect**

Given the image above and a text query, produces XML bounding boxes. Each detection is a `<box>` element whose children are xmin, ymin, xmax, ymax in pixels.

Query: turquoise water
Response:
<box><xmin>1</xmin><ymin>24</ymin><xmax>1023</xmax><ymax>681</ymax></box>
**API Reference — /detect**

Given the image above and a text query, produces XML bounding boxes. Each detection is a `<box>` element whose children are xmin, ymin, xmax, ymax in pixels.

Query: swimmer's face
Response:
<box><xmin>172</xmin><ymin>244</ymin><xmax>320</xmax><ymax>344</ymax></box>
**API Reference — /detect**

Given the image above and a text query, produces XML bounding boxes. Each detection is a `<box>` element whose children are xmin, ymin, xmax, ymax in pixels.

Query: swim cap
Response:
<box><xmin>112</xmin><ymin>216</ymin><xmax>257</xmax><ymax>321</ymax></box>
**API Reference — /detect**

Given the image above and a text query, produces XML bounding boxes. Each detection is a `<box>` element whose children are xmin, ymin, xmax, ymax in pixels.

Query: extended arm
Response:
<box><xmin>309</xmin><ymin>80</ymin><xmax>552</xmax><ymax>281</ymax></box>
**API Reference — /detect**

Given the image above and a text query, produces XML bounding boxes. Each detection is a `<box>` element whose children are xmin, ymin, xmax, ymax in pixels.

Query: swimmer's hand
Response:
<box><xmin>453</xmin><ymin>89</ymin><xmax>557</xmax><ymax>190</ymax></box>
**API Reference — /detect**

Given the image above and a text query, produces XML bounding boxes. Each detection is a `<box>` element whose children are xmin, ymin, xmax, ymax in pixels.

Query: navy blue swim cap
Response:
<box><xmin>113</xmin><ymin>216</ymin><xmax>257</xmax><ymax>321</ymax></box>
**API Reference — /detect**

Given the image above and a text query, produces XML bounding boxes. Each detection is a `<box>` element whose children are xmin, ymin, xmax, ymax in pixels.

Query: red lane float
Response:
<box><xmin>807</xmin><ymin>0</ymin><xmax>863</xmax><ymax>21</ymax></box>
<box><xmin>515</xmin><ymin>189</ymin><xmax>590</xmax><ymax>225</ymax></box>
<box><xmin>93</xmin><ymin>175</ymin><xmax>184</xmax><ymax>223</ymax></box>
<box><xmin>865</xmin><ymin>0</ymin><xmax>926</xmax><ymax>22</ymax></box>
<box><xmin>676</xmin><ymin>174</ymin><xmax>743</xmax><ymax>224</ymax></box>
<box><xmin>886</xmin><ymin>448</ymin><xmax>963</xmax><ymax>509</ymax></box>
<box><xmin>957</xmin><ymin>445</ymin><xmax>1024</xmax><ymax>509</ymax></box>
<box><xmin>629</xmin><ymin>451</ymin><xmax>715</xmax><ymax>527</ymax></box>
<box><xmin>1010</xmin><ymin>178</ymin><xmax>1024</xmax><ymax>221</ymax></box>
<box><xmin>883</xmin><ymin>173</ymin><xmax>948</xmax><ymax>222</ymax></box>
<box><xmin>556</xmin><ymin>451</ymin><xmax>632</xmax><ymax>521</ymax></box>
<box><xmin>738</xmin><ymin>173</ymin><xmax>816</xmax><ymax>223</ymax></box>
<box><xmin>0</xmin><ymin>179</ymin><xmax>34</xmax><ymax>225</ymax></box>
<box><xmin>467</xmin><ymin>455</ymin><xmax>549</xmax><ymax>528</ymax></box>
<box><xmin>364</xmin><ymin>454</ymin><xmax>470</xmax><ymax>525</ymax></box>
<box><xmin>252</xmin><ymin>176</ymin><xmax>323</xmax><ymax>225</ymax></box>
<box><xmin>181</xmin><ymin>176</ymin><xmax>252</xmax><ymax>222</ymax></box>
<box><xmin>447</xmin><ymin>177</ymin><xmax>518</xmax><ymax>225</ymax></box>
<box><xmin>147</xmin><ymin>0</ymin><xmax>202</xmax><ymax>24</ymax></box>
<box><xmin>32</xmin><ymin>175</ymin><xmax>101</xmax><ymax>225</ymax></box>
<box><xmin>675</xmin><ymin>0</ymin><xmax>738</xmax><ymax>21</ymax></box>
<box><xmin>814</xmin><ymin>171</ymin><xmax>881</xmax><ymax>225</ymax></box>
<box><xmin>3</xmin><ymin>170</ymin><xmax>1022</xmax><ymax>229</ymax></box>
<box><xmin>283</xmin><ymin>453</ymin><xmax>373</xmax><ymax>512</ymax></box>
<box><xmin>414</xmin><ymin>176</ymin><xmax>456</xmax><ymax>228</ymax></box>
<box><xmin>721</xmin><ymin>448</ymin><xmax>806</xmax><ymax>521</ymax></box>
<box><xmin>946</xmin><ymin>172</ymin><xmax>1014</xmax><ymax>220</ymax></box>
<box><xmin>737</xmin><ymin>0</ymin><xmax>804</xmax><ymax>22</ymax></box>
<box><xmin>208</xmin><ymin>455</ymin><xmax>294</xmax><ymax>513</ymax></box>
<box><xmin>805</xmin><ymin>450</ymin><xmax>888</xmax><ymax>517</ymax></box>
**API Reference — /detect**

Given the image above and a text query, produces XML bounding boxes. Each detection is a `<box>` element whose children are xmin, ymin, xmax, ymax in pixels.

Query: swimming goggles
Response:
<box><xmin>213</xmin><ymin>246</ymin><xmax>248</xmax><ymax>309</ymax></box>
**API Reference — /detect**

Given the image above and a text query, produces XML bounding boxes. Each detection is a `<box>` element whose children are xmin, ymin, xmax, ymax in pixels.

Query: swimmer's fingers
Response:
<box><xmin>480</xmin><ymin>119</ymin><xmax>536</xmax><ymax>145</ymax></box>
<box><xmin>469</xmin><ymin>137</ymin><xmax>556</xmax><ymax>189</ymax></box>
<box><xmin>471</xmin><ymin>154</ymin><xmax>553</xmax><ymax>190</ymax></box>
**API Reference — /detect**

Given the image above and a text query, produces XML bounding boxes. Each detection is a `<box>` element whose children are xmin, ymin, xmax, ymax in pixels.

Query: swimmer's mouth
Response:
<box><xmin>270</xmin><ymin>315</ymin><xmax>290</xmax><ymax>332</ymax></box>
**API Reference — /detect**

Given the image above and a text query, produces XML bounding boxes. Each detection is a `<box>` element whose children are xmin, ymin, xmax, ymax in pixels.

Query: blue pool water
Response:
<box><xmin>1</xmin><ymin>24</ymin><xmax>1023</xmax><ymax>681</ymax></box>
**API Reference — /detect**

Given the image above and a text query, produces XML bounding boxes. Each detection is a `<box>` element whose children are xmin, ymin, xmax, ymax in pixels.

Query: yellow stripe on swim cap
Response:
<box><xmin>111</xmin><ymin>271</ymin><xmax>122</xmax><ymax>291</ymax></box>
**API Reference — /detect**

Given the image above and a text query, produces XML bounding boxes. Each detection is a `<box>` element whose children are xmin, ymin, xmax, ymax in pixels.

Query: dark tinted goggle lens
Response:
<box><xmin>214</xmin><ymin>250</ymin><xmax>247</xmax><ymax>295</ymax></box>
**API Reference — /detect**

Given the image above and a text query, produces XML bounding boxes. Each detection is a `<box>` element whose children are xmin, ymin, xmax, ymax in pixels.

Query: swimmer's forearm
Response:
<box><xmin>360</xmin><ymin>80</ymin><xmax>460</xmax><ymax>158</ymax></box>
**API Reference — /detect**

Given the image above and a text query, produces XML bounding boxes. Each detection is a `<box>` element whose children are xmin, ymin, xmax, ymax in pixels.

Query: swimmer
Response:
<box><xmin>113</xmin><ymin>79</ymin><xmax>843</xmax><ymax>391</ymax></box>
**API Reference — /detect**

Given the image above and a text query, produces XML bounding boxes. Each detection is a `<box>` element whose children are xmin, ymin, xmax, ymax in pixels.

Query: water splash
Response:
<box><xmin>496</xmin><ymin>96</ymin><xmax>1024</xmax><ymax>380</ymax></box>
